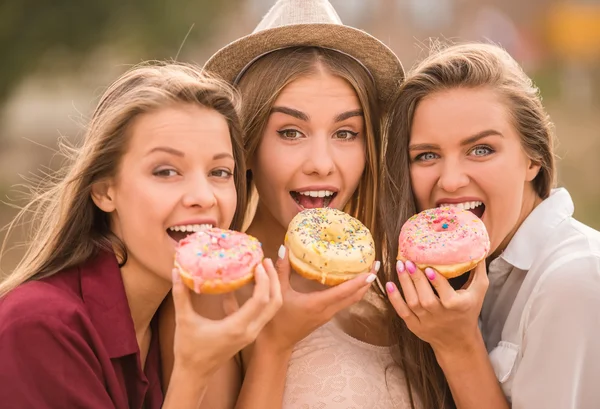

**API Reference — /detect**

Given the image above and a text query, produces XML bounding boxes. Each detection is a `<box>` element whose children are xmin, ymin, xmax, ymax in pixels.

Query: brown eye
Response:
<box><xmin>153</xmin><ymin>168</ymin><xmax>178</xmax><ymax>177</ymax></box>
<box><xmin>276</xmin><ymin>129</ymin><xmax>303</xmax><ymax>140</ymax></box>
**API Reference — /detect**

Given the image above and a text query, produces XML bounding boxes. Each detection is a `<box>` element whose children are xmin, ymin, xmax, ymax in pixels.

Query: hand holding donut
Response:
<box><xmin>169</xmin><ymin>231</ymin><xmax>283</xmax><ymax>380</ymax></box>
<box><xmin>256</xmin><ymin>244</ymin><xmax>378</xmax><ymax>353</ymax></box>
<box><xmin>386</xmin><ymin>260</ymin><xmax>488</xmax><ymax>353</ymax></box>
<box><xmin>387</xmin><ymin>207</ymin><xmax>490</xmax><ymax>353</ymax></box>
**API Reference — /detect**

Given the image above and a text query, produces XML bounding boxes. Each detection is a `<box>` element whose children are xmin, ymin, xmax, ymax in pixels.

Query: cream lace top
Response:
<box><xmin>282</xmin><ymin>320</ymin><xmax>417</xmax><ymax>409</ymax></box>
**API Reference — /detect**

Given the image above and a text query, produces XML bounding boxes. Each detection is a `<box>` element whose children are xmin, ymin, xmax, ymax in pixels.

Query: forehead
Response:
<box><xmin>274</xmin><ymin>71</ymin><xmax>361</xmax><ymax>110</ymax></box>
<box><xmin>411</xmin><ymin>87</ymin><xmax>512</xmax><ymax>142</ymax></box>
<box><xmin>127</xmin><ymin>104</ymin><xmax>232</xmax><ymax>154</ymax></box>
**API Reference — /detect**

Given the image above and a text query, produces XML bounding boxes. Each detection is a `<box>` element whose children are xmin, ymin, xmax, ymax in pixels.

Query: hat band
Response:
<box><xmin>232</xmin><ymin>46</ymin><xmax>376</xmax><ymax>86</ymax></box>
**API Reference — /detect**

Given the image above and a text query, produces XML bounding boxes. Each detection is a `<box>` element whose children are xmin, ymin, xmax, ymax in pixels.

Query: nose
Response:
<box><xmin>437</xmin><ymin>159</ymin><xmax>470</xmax><ymax>193</ymax></box>
<box><xmin>182</xmin><ymin>174</ymin><xmax>217</xmax><ymax>209</ymax></box>
<box><xmin>302</xmin><ymin>135</ymin><xmax>335</xmax><ymax>176</ymax></box>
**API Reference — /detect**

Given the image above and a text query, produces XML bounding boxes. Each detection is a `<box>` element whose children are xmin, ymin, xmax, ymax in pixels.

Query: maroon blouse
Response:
<box><xmin>0</xmin><ymin>251</ymin><xmax>163</xmax><ymax>408</ymax></box>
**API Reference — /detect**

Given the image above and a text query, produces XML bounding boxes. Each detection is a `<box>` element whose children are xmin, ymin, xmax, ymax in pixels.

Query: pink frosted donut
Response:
<box><xmin>397</xmin><ymin>207</ymin><xmax>490</xmax><ymax>278</ymax></box>
<box><xmin>174</xmin><ymin>228</ymin><xmax>263</xmax><ymax>294</ymax></box>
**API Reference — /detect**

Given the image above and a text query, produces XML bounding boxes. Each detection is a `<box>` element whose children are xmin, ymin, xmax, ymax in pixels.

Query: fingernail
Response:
<box><xmin>374</xmin><ymin>260</ymin><xmax>381</xmax><ymax>272</ymax></box>
<box><xmin>366</xmin><ymin>274</ymin><xmax>377</xmax><ymax>284</ymax></box>
<box><xmin>386</xmin><ymin>282</ymin><xmax>396</xmax><ymax>293</ymax></box>
<box><xmin>425</xmin><ymin>267</ymin><xmax>436</xmax><ymax>280</ymax></box>
<box><xmin>396</xmin><ymin>260</ymin><xmax>405</xmax><ymax>273</ymax></box>
<box><xmin>405</xmin><ymin>260</ymin><xmax>416</xmax><ymax>274</ymax></box>
<box><xmin>278</xmin><ymin>245</ymin><xmax>286</xmax><ymax>259</ymax></box>
<box><xmin>172</xmin><ymin>268</ymin><xmax>181</xmax><ymax>284</ymax></box>
<box><xmin>255</xmin><ymin>263</ymin><xmax>266</xmax><ymax>276</ymax></box>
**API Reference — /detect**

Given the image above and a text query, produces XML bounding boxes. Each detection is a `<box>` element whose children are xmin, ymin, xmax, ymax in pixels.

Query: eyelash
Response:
<box><xmin>276</xmin><ymin>129</ymin><xmax>359</xmax><ymax>141</ymax></box>
<box><xmin>413</xmin><ymin>144</ymin><xmax>495</xmax><ymax>162</ymax></box>
<box><xmin>153</xmin><ymin>168</ymin><xmax>179</xmax><ymax>177</ymax></box>
<box><xmin>211</xmin><ymin>169</ymin><xmax>233</xmax><ymax>179</ymax></box>
<box><xmin>152</xmin><ymin>168</ymin><xmax>233</xmax><ymax>179</ymax></box>
<box><xmin>469</xmin><ymin>145</ymin><xmax>495</xmax><ymax>156</ymax></box>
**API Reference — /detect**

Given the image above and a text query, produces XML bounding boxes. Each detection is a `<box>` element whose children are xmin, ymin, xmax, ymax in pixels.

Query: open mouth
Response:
<box><xmin>290</xmin><ymin>190</ymin><xmax>337</xmax><ymax>210</ymax></box>
<box><xmin>167</xmin><ymin>224</ymin><xmax>213</xmax><ymax>243</ymax></box>
<box><xmin>438</xmin><ymin>201</ymin><xmax>485</xmax><ymax>219</ymax></box>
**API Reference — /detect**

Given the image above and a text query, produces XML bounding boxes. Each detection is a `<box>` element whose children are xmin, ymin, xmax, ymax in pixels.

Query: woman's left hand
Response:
<box><xmin>386</xmin><ymin>260</ymin><xmax>489</xmax><ymax>354</ymax></box>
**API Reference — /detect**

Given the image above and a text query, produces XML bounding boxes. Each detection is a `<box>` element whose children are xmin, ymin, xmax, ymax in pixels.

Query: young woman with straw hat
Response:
<box><xmin>159</xmin><ymin>1</ymin><xmax>454</xmax><ymax>408</ymax></box>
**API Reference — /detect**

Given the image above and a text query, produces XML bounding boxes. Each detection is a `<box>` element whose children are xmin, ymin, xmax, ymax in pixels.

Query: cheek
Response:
<box><xmin>409</xmin><ymin>166</ymin><xmax>435</xmax><ymax>209</ymax></box>
<box><xmin>338</xmin><ymin>145</ymin><xmax>366</xmax><ymax>186</ymax></box>
<box><xmin>216</xmin><ymin>183</ymin><xmax>238</xmax><ymax>228</ymax></box>
<box><xmin>253</xmin><ymin>141</ymin><xmax>294</xmax><ymax>191</ymax></box>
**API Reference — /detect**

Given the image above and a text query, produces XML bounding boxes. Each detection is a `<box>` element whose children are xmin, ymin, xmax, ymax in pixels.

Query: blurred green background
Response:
<box><xmin>1</xmin><ymin>0</ymin><xmax>599</xmax><ymax>274</ymax></box>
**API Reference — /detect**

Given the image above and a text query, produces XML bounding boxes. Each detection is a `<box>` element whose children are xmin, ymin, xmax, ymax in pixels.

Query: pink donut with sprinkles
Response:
<box><xmin>174</xmin><ymin>228</ymin><xmax>263</xmax><ymax>294</ymax></box>
<box><xmin>397</xmin><ymin>207</ymin><xmax>490</xmax><ymax>278</ymax></box>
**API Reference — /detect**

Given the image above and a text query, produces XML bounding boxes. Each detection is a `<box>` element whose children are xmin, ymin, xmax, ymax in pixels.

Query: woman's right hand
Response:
<box><xmin>256</xmin><ymin>245</ymin><xmax>378</xmax><ymax>353</ymax></box>
<box><xmin>170</xmin><ymin>258</ymin><xmax>282</xmax><ymax>380</ymax></box>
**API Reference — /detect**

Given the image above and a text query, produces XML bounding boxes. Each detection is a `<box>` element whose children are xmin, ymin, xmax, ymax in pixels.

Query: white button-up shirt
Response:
<box><xmin>481</xmin><ymin>188</ymin><xmax>600</xmax><ymax>409</ymax></box>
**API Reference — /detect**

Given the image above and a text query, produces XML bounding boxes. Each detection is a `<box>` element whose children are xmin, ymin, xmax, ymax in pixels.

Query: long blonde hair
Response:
<box><xmin>236</xmin><ymin>47</ymin><xmax>382</xmax><ymax>244</ymax></box>
<box><xmin>0</xmin><ymin>62</ymin><xmax>247</xmax><ymax>298</ymax></box>
<box><xmin>381</xmin><ymin>42</ymin><xmax>558</xmax><ymax>409</ymax></box>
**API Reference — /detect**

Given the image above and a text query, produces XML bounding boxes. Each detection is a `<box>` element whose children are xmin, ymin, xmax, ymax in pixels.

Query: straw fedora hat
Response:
<box><xmin>204</xmin><ymin>0</ymin><xmax>404</xmax><ymax>104</ymax></box>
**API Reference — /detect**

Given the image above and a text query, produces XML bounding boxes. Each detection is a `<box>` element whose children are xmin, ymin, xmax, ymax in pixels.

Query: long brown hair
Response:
<box><xmin>0</xmin><ymin>62</ymin><xmax>247</xmax><ymax>298</ymax></box>
<box><xmin>236</xmin><ymin>46</ymin><xmax>382</xmax><ymax>250</ymax></box>
<box><xmin>381</xmin><ymin>42</ymin><xmax>558</xmax><ymax>409</ymax></box>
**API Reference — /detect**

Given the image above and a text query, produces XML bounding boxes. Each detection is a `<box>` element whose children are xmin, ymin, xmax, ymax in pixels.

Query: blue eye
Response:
<box><xmin>414</xmin><ymin>152</ymin><xmax>439</xmax><ymax>162</ymax></box>
<box><xmin>277</xmin><ymin>129</ymin><xmax>304</xmax><ymax>140</ymax></box>
<box><xmin>470</xmin><ymin>145</ymin><xmax>494</xmax><ymax>156</ymax></box>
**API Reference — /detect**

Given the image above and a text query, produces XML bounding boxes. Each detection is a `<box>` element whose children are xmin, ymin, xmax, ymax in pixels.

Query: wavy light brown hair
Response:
<box><xmin>0</xmin><ymin>62</ymin><xmax>247</xmax><ymax>298</ymax></box>
<box><xmin>381</xmin><ymin>42</ymin><xmax>557</xmax><ymax>408</ymax></box>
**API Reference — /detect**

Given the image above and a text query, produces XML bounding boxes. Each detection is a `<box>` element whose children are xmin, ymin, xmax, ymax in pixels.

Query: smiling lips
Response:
<box><xmin>290</xmin><ymin>190</ymin><xmax>337</xmax><ymax>209</ymax></box>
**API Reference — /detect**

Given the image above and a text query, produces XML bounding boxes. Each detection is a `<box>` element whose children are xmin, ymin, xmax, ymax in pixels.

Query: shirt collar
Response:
<box><xmin>79</xmin><ymin>250</ymin><xmax>139</xmax><ymax>358</ymax></box>
<box><xmin>500</xmin><ymin>188</ymin><xmax>574</xmax><ymax>270</ymax></box>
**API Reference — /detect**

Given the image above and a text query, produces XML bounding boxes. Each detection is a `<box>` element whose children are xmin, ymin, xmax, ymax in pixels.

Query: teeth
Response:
<box><xmin>297</xmin><ymin>190</ymin><xmax>335</xmax><ymax>198</ymax></box>
<box><xmin>168</xmin><ymin>224</ymin><xmax>212</xmax><ymax>232</ymax></box>
<box><xmin>440</xmin><ymin>201</ymin><xmax>483</xmax><ymax>210</ymax></box>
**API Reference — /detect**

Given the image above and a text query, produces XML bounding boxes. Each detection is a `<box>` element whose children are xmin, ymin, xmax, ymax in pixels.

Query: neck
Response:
<box><xmin>490</xmin><ymin>188</ymin><xmax>543</xmax><ymax>260</ymax></box>
<box><xmin>245</xmin><ymin>201</ymin><xmax>287</xmax><ymax>261</ymax></box>
<box><xmin>120</xmin><ymin>259</ymin><xmax>172</xmax><ymax>340</ymax></box>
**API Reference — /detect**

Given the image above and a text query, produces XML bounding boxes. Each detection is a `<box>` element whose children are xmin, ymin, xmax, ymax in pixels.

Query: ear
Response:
<box><xmin>525</xmin><ymin>158</ymin><xmax>542</xmax><ymax>182</ymax></box>
<box><xmin>91</xmin><ymin>179</ymin><xmax>116</xmax><ymax>213</ymax></box>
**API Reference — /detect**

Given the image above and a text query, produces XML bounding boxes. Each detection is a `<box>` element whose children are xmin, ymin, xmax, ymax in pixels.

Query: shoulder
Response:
<box><xmin>0</xmin><ymin>268</ymin><xmax>89</xmax><ymax>333</ymax></box>
<box><xmin>529</xmin><ymin>221</ymin><xmax>600</xmax><ymax>314</ymax></box>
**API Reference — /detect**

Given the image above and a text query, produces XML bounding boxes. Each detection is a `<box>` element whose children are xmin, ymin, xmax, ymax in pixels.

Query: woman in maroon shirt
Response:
<box><xmin>0</xmin><ymin>62</ymin><xmax>282</xmax><ymax>408</ymax></box>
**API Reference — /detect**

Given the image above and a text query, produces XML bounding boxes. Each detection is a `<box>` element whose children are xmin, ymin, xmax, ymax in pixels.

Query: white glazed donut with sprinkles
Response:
<box><xmin>285</xmin><ymin>208</ymin><xmax>376</xmax><ymax>286</ymax></box>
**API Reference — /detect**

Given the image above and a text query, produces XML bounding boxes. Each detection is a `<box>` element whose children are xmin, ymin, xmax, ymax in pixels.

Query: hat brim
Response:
<box><xmin>204</xmin><ymin>23</ymin><xmax>404</xmax><ymax>104</ymax></box>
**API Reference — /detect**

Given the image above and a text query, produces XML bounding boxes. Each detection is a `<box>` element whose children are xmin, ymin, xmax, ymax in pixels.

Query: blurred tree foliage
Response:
<box><xmin>0</xmin><ymin>0</ymin><xmax>239</xmax><ymax>106</ymax></box>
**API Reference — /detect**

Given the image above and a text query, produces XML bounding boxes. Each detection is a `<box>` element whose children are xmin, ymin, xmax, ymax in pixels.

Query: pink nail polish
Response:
<box><xmin>405</xmin><ymin>260</ymin><xmax>416</xmax><ymax>274</ymax></box>
<box><xmin>425</xmin><ymin>268</ymin><xmax>435</xmax><ymax>280</ymax></box>
<box><xmin>386</xmin><ymin>282</ymin><xmax>396</xmax><ymax>293</ymax></box>
<box><xmin>396</xmin><ymin>260</ymin><xmax>405</xmax><ymax>273</ymax></box>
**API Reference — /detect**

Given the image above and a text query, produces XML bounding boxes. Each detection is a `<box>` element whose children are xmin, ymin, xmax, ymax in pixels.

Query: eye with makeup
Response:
<box><xmin>413</xmin><ymin>151</ymin><xmax>440</xmax><ymax>163</ymax></box>
<box><xmin>333</xmin><ymin>129</ymin><xmax>359</xmax><ymax>141</ymax></box>
<box><xmin>276</xmin><ymin>128</ymin><xmax>304</xmax><ymax>140</ymax></box>
<box><xmin>152</xmin><ymin>167</ymin><xmax>180</xmax><ymax>178</ymax></box>
<box><xmin>210</xmin><ymin>168</ymin><xmax>234</xmax><ymax>180</ymax></box>
<box><xmin>468</xmin><ymin>144</ymin><xmax>495</xmax><ymax>157</ymax></box>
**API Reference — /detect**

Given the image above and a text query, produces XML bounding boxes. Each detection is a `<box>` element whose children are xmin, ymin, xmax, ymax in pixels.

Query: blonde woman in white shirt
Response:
<box><xmin>381</xmin><ymin>42</ymin><xmax>600</xmax><ymax>409</ymax></box>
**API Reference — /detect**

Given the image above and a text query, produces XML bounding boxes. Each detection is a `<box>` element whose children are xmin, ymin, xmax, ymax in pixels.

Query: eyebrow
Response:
<box><xmin>147</xmin><ymin>147</ymin><xmax>233</xmax><ymax>161</ymax></box>
<box><xmin>334</xmin><ymin>109</ymin><xmax>363</xmax><ymax>122</ymax></box>
<box><xmin>270</xmin><ymin>106</ymin><xmax>364</xmax><ymax>123</ymax></box>
<box><xmin>409</xmin><ymin>129</ymin><xmax>504</xmax><ymax>151</ymax></box>
<box><xmin>271</xmin><ymin>106</ymin><xmax>309</xmax><ymax>121</ymax></box>
<box><xmin>147</xmin><ymin>146</ymin><xmax>185</xmax><ymax>157</ymax></box>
